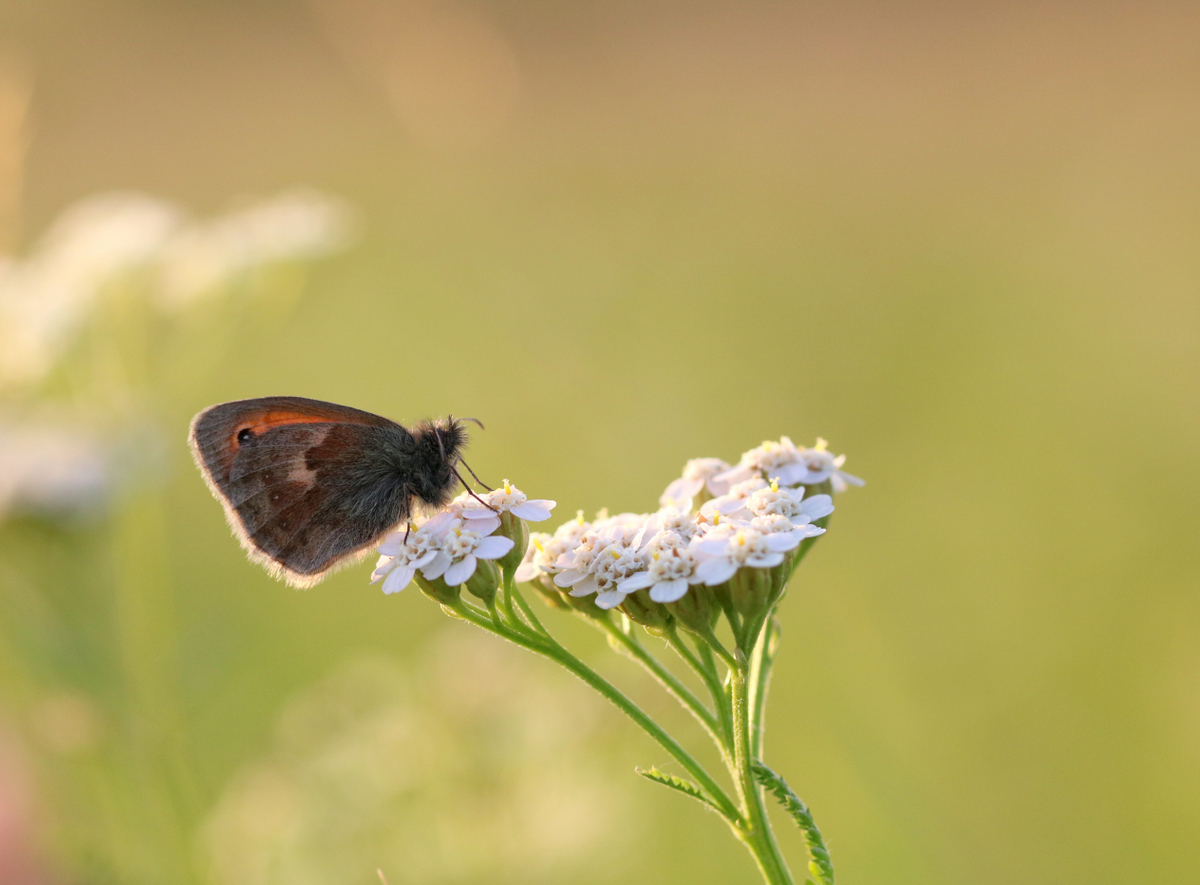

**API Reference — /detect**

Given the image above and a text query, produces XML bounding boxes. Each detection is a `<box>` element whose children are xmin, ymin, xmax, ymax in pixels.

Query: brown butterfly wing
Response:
<box><xmin>189</xmin><ymin>397</ymin><xmax>414</xmax><ymax>587</ymax></box>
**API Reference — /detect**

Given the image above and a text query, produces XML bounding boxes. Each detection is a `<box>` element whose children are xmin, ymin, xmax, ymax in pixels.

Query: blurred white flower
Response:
<box><xmin>0</xmin><ymin>193</ymin><xmax>181</xmax><ymax>389</ymax></box>
<box><xmin>157</xmin><ymin>189</ymin><xmax>354</xmax><ymax>309</ymax></box>
<box><xmin>0</xmin><ymin>188</ymin><xmax>353</xmax><ymax>390</ymax></box>
<box><xmin>203</xmin><ymin>642</ymin><xmax>633</xmax><ymax>885</ymax></box>
<box><xmin>36</xmin><ymin>192</ymin><xmax>182</xmax><ymax>286</ymax></box>
<box><xmin>0</xmin><ymin>420</ymin><xmax>112</xmax><ymax>518</ymax></box>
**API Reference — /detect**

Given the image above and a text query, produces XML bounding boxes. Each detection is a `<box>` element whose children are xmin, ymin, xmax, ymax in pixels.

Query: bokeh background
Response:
<box><xmin>1</xmin><ymin>1</ymin><xmax>1198</xmax><ymax>883</ymax></box>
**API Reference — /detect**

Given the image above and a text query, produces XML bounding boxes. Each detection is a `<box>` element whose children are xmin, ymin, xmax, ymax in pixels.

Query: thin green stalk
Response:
<box><xmin>503</xmin><ymin>571</ymin><xmax>552</xmax><ymax>641</ymax></box>
<box><xmin>484</xmin><ymin>596</ymin><xmax>506</xmax><ymax>630</ymax></box>
<box><xmin>501</xmin><ymin>573</ymin><xmax>522</xmax><ymax>628</ymax></box>
<box><xmin>731</xmin><ymin>658</ymin><xmax>795</xmax><ymax>885</ymax></box>
<box><xmin>749</xmin><ymin>616</ymin><xmax>780</xmax><ymax>760</ymax></box>
<box><xmin>599</xmin><ymin>620</ymin><xmax>723</xmax><ymax>750</ymax></box>
<box><xmin>694</xmin><ymin>641</ymin><xmax>736</xmax><ymax>747</ymax></box>
<box><xmin>444</xmin><ymin>599</ymin><xmax>742</xmax><ymax>823</ymax></box>
<box><xmin>665</xmin><ymin>627</ymin><xmax>733</xmax><ymax>752</ymax></box>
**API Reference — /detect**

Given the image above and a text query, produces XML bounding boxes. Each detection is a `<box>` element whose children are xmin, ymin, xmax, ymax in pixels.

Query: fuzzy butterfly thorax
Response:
<box><xmin>188</xmin><ymin>397</ymin><xmax>471</xmax><ymax>588</ymax></box>
<box><xmin>409</xmin><ymin>418</ymin><xmax>468</xmax><ymax>508</ymax></box>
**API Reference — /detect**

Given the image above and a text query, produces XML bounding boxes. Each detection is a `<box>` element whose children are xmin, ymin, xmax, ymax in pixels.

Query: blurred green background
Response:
<box><xmin>1</xmin><ymin>1</ymin><xmax>1198</xmax><ymax>883</ymax></box>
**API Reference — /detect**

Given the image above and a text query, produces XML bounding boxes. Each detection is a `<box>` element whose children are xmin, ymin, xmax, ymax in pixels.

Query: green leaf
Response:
<box><xmin>752</xmin><ymin>761</ymin><xmax>836</xmax><ymax>885</ymax></box>
<box><xmin>635</xmin><ymin>766</ymin><xmax>722</xmax><ymax>814</ymax></box>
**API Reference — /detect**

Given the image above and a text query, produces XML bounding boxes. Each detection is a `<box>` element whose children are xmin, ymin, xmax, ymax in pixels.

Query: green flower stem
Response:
<box><xmin>501</xmin><ymin>574</ymin><xmax>522</xmax><ymax>629</ymax></box>
<box><xmin>749</xmin><ymin>617</ymin><xmax>779</xmax><ymax>760</ymax></box>
<box><xmin>731</xmin><ymin>655</ymin><xmax>795</xmax><ymax>885</ymax></box>
<box><xmin>484</xmin><ymin>596</ymin><xmax>506</xmax><ymax>631</ymax></box>
<box><xmin>502</xmin><ymin>570</ymin><xmax>552</xmax><ymax>641</ymax></box>
<box><xmin>442</xmin><ymin>598</ymin><xmax>742</xmax><ymax>824</ymax></box>
<box><xmin>598</xmin><ymin>618</ymin><xmax>724</xmax><ymax>750</ymax></box>
<box><xmin>665</xmin><ymin>628</ymin><xmax>734</xmax><ymax>752</ymax></box>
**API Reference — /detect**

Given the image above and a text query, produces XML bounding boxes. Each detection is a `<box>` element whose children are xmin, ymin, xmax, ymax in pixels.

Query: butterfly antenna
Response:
<box><xmin>459</xmin><ymin>458</ymin><xmax>493</xmax><ymax>491</ymax></box>
<box><xmin>461</xmin><ymin>416</ymin><xmax>484</xmax><ymax>429</ymax></box>
<box><xmin>453</xmin><ymin>466</ymin><xmax>498</xmax><ymax>511</ymax></box>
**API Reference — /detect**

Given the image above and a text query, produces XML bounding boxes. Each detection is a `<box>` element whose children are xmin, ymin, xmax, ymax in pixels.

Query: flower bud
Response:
<box><xmin>666</xmin><ymin>584</ymin><xmax>719</xmax><ymax>637</ymax></box>
<box><xmin>528</xmin><ymin>574</ymin><xmax>572</xmax><ymax>611</ymax></box>
<box><xmin>462</xmin><ymin>558</ymin><xmax>500</xmax><ymax>604</ymax></box>
<box><xmin>619</xmin><ymin>589</ymin><xmax>674</xmax><ymax>636</ymax></box>
<box><xmin>562</xmin><ymin>589</ymin><xmax>609</xmax><ymax>619</ymax></box>
<box><xmin>497</xmin><ymin>511</ymin><xmax>528</xmax><ymax>574</ymax></box>
<box><xmin>415</xmin><ymin>573</ymin><xmax>461</xmax><ymax>606</ymax></box>
<box><xmin>730</xmin><ymin>566</ymin><xmax>772</xmax><ymax>619</ymax></box>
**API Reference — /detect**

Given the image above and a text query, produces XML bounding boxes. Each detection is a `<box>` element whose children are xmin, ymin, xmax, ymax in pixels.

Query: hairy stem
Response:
<box><xmin>443</xmin><ymin>599</ymin><xmax>742</xmax><ymax>823</ymax></box>
<box><xmin>599</xmin><ymin>619</ymin><xmax>723</xmax><ymax>747</ymax></box>
<box><xmin>731</xmin><ymin>655</ymin><xmax>794</xmax><ymax>885</ymax></box>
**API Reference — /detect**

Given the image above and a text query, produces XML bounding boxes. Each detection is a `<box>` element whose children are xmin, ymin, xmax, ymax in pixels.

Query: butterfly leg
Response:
<box><xmin>458</xmin><ymin>458</ymin><xmax>494</xmax><ymax>491</ymax></box>
<box><xmin>453</xmin><ymin>467</ymin><xmax>499</xmax><ymax>511</ymax></box>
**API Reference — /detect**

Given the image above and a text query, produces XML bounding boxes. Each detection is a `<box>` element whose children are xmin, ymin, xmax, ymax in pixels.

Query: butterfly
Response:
<box><xmin>188</xmin><ymin>396</ymin><xmax>475</xmax><ymax>587</ymax></box>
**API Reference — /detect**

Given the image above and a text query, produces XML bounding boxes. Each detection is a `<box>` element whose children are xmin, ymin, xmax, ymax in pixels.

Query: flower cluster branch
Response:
<box><xmin>370</xmin><ymin>438</ymin><xmax>861</xmax><ymax>885</ymax></box>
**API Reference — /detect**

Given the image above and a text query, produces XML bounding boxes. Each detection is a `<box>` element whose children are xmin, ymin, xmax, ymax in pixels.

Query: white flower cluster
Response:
<box><xmin>515</xmin><ymin>439</ymin><xmax>861</xmax><ymax>611</ymax></box>
<box><xmin>0</xmin><ymin>190</ymin><xmax>352</xmax><ymax>391</ymax></box>
<box><xmin>372</xmin><ymin>481</ymin><xmax>555</xmax><ymax>595</ymax></box>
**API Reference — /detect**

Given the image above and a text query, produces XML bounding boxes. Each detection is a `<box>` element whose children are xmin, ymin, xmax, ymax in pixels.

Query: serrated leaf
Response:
<box><xmin>635</xmin><ymin>766</ymin><xmax>722</xmax><ymax>813</ymax></box>
<box><xmin>752</xmin><ymin>761</ymin><xmax>836</xmax><ymax>885</ymax></box>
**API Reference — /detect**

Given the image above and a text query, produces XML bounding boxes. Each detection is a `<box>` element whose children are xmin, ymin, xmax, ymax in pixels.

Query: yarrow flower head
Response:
<box><xmin>506</xmin><ymin>436</ymin><xmax>860</xmax><ymax>622</ymax></box>
<box><xmin>794</xmin><ymin>438</ymin><xmax>865</xmax><ymax>492</ymax></box>
<box><xmin>693</xmin><ymin>526</ymin><xmax>803</xmax><ymax>586</ymax></box>
<box><xmin>371</xmin><ymin>511</ymin><xmax>459</xmax><ymax>595</ymax></box>
<box><xmin>423</xmin><ymin>517</ymin><xmax>514</xmax><ymax>588</ymax></box>
<box><xmin>372</xmin><ymin>480</ymin><xmax>555</xmax><ymax>603</ymax></box>
<box><xmin>715</xmin><ymin>436</ymin><xmax>863</xmax><ymax>493</ymax></box>
<box><xmin>371</xmin><ymin>512</ymin><xmax>512</xmax><ymax>596</ymax></box>
<box><xmin>659</xmin><ymin>458</ymin><xmax>732</xmax><ymax>509</ymax></box>
<box><xmin>458</xmin><ymin>479</ymin><xmax>556</xmax><ymax>523</ymax></box>
<box><xmin>617</xmin><ymin>532</ymin><xmax>700</xmax><ymax>603</ymax></box>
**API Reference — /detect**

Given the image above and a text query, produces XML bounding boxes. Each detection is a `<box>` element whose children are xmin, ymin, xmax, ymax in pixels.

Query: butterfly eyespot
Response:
<box><xmin>236</xmin><ymin>428</ymin><xmax>253</xmax><ymax>443</ymax></box>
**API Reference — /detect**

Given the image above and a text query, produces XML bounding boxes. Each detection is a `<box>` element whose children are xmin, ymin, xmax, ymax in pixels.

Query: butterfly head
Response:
<box><xmin>410</xmin><ymin>416</ymin><xmax>471</xmax><ymax>507</ymax></box>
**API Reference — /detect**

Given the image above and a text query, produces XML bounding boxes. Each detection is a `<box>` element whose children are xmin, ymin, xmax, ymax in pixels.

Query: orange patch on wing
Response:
<box><xmin>232</xmin><ymin>411</ymin><xmax>335</xmax><ymax>447</ymax></box>
<box><xmin>247</xmin><ymin>411</ymin><xmax>335</xmax><ymax>432</ymax></box>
